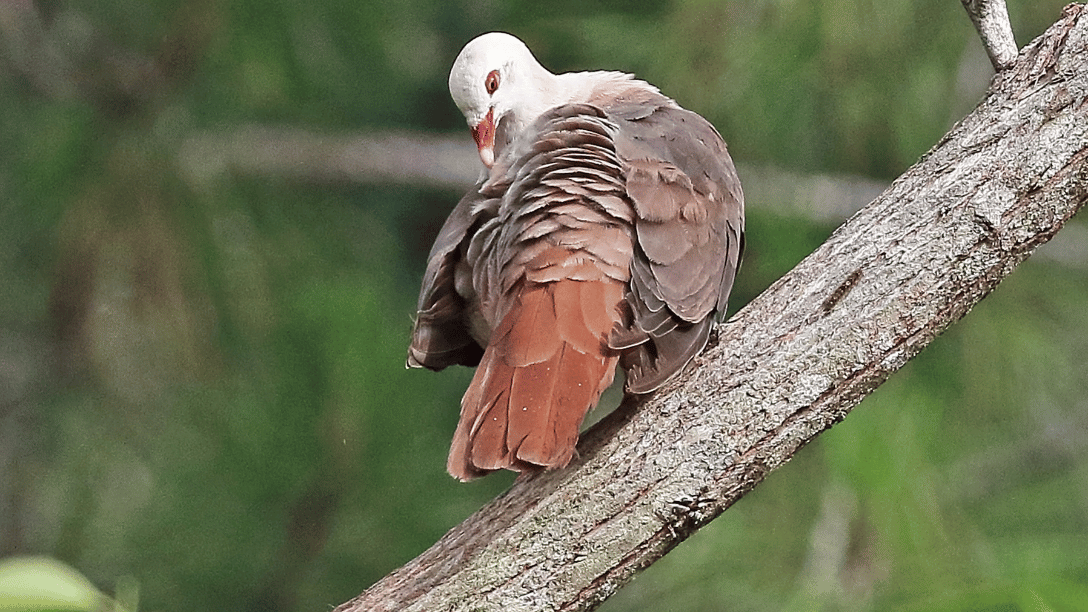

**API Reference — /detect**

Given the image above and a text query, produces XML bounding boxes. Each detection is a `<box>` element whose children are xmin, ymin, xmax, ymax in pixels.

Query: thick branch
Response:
<box><xmin>338</xmin><ymin>7</ymin><xmax>1088</xmax><ymax>611</ymax></box>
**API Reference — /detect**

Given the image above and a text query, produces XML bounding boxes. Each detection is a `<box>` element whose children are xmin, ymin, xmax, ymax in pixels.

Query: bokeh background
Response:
<box><xmin>2</xmin><ymin>1</ymin><xmax>1087</xmax><ymax>611</ymax></box>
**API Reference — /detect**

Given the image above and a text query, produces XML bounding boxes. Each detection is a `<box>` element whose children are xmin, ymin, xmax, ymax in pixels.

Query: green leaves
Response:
<box><xmin>0</xmin><ymin>557</ymin><xmax>132</xmax><ymax>612</ymax></box>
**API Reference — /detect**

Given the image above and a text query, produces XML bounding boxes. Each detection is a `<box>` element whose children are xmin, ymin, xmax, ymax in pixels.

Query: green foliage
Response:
<box><xmin>1</xmin><ymin>1</ymin><xmax>1083</xmax><ymax>611</ymax></box>
<box><xmin>0</xmin><ymin>556</ymin><xmax>132</xmax><ymax>612</ymax></box>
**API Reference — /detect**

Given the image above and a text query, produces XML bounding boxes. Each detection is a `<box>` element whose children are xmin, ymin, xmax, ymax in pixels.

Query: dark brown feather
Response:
<box><xmin>447</xmin><ymin>278</ymin><xmax>622</xmax><ymax>480</ymax></box>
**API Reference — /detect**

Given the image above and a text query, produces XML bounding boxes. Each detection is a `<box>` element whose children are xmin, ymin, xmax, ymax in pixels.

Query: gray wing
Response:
<box><xmin>407</xmin><ymin>188</ymin><xmax>488</xmax><ymax>370</ymax></box>
<box><xmin>606</xmin><ymin>93</ymin><xmax>745</xmax><ymax>393</ymax></box>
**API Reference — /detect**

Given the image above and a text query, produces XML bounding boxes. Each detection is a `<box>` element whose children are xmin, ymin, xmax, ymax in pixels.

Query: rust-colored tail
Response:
<box><xmin>448</xmin><ymin>277</ymin><xmax>625</xmax><ymax>481</ymax></box>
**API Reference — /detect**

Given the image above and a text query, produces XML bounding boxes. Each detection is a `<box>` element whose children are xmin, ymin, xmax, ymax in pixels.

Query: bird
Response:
<box><xmin>408</xmin><ymin>32</ymin><xmax>744</xmax><ymax>481</ymax></box>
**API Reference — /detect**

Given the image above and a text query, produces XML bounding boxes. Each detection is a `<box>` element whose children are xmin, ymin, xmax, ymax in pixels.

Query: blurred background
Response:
<box><xmin>1</xmin><ymin>0</ymin><xmax>1086</xmax><ymax>610</ymax></box>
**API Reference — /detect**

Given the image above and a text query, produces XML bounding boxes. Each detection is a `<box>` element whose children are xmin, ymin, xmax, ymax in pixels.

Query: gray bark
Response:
<box><xmin>336</xmin><ymin>6</ymin><xmax>1088</xmax><ymax>611</ymax></box>
<box><xmin>961</xmin><ymin>0</ymin><xmax>1020</xmax><ymax>70</ymax></box>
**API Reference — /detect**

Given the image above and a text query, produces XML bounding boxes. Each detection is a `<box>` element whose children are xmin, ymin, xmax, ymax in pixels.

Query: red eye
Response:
<box><xmin>485</xmin><ymin>70</ymin><xmax>500</xmax><ymax>95</ymax></box>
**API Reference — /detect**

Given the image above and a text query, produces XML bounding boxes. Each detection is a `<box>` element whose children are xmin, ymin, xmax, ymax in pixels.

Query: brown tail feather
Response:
<box><xmin>447</xmin><ymin>278</ymin><xmax>623</xmax><ymax>481</ymax></box>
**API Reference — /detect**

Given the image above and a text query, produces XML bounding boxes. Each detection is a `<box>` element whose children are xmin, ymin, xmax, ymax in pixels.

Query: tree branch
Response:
<box><xmin>338</xmin><ymin>6</ymin><xmax>1088</xmax><ymax>610</ymax></box>
<box><xmin>961</xmin><ymin>0</ymin><xmax>1020</xmax><ymax>70</ymax></box>
<box><xmin>176</xmin><ymin>130</ymin><xmax>1088</xmax><ymax>270</ymax></box>
<box><xmin>176</xmin><ymin>127</ymin><xmax>888</xmax><ymax>224</ymax></box>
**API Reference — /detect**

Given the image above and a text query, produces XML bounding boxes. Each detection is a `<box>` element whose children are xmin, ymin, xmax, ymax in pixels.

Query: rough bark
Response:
<box><xmin>336</xmin><ymin>6</ymin><xmax>1088</xmax><ymax>611</ymax></box>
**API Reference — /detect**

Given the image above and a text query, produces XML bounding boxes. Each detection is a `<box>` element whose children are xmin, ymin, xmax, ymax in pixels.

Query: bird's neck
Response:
<box><xmin>493</xmin><ymin>69</ymin><xmax>660</xmax><ymax>165</ymax></box>
<box><xmin>509</xmin><ymin>70</ymin><xmax>648</xmax><ymax>130</ymax></box>
<box><xmin>555</xmin><ymin>70</ymin><xmax>662</xmax><ymax>110</ymax></box>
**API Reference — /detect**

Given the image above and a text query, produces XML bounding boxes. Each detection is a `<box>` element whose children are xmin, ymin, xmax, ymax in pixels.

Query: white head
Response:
<box><xmin>448</xmin><ymin>32</ymin><xmax>558</xmax><ymax>168</ymax></box>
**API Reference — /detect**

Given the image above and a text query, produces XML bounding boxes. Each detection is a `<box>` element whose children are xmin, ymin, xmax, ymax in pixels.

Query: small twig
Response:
<box><xmin>961</xmin><ymin>0</ymin><xmax>1019</xmax><ymax>70</ymax></box>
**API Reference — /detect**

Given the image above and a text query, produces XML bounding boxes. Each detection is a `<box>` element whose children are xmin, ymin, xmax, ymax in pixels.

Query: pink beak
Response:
<box><xmin>472</xmin><ymin>108</ymin><xmax>496</xmax><ymax>167</ymax></box>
